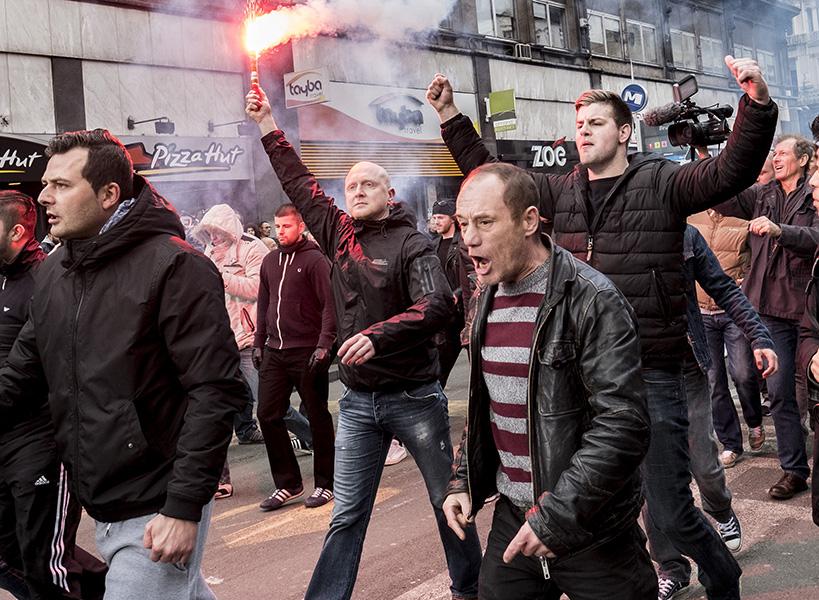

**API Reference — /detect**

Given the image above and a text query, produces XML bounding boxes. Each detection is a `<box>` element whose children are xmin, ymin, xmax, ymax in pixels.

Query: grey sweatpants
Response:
<box><xmin>94</xmin><ymin>501</ymin><xmax>216</xmax><ymax>600</ymax></box>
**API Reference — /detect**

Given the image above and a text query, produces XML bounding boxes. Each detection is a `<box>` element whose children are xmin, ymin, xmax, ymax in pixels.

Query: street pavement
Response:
<box><xmin>5</xmin><ymin>354</ymin><xmax>819</xmax><ymax>599</ymax></box>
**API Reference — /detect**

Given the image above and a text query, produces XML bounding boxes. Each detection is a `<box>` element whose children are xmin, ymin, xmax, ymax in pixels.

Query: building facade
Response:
<box><xmin>788</xmin><ymin>0</ymin><xmax>819</xmax><ymax>134</ymax></box>
<box><xmin>0</xmin><ymin>0</ymin><xmax>801</xmax><ymax>230</ymax></box>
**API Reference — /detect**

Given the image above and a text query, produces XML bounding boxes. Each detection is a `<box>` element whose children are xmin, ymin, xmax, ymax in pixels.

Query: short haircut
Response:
<box><xmin>46</xmin><ymin>129</ymin><xmax>134</xmax><ymax>200</ymax></box>
<box><xmin>274</xmin><ymin>203</ymin><xmax>303</xmax><ymax>221</ymax></box>
<box><xmin>575</xmin><ymin>89</ymin><xmax>634</xmax><ymax>131</ymax></box>
<box><xmin>775</xmin><ymin>134</ymin><xmax>814</xmax><ymax>172</ymax></box>
<box><xmin>0</xmin><ymin>190</ymin><xmax>36</xmax><ymax>238</ymax></box>
<box><xmin>461</xmin><ymin>162</ymin><xmax>538</xmax><ymax>221</ymax></box>
<box><xmin>811</xmin><ymin>114</ymin><xmax>819</xmax><ymax>142</ymax></box>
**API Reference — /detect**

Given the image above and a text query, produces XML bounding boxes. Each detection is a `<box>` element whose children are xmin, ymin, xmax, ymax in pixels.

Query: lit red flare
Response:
<box><xmin>244</xmin><ymin>5</ymin><xmax>326</xmax><ymax>58</ymax></box>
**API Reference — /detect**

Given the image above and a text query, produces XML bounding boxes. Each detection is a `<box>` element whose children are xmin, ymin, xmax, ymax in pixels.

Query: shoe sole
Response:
<box><xmin>260</xmin><ymin>491</ymin><xmax>304</xmax><ymax>511</ymax></box>
<box><xmin>305</xmin><ymin>497</ymin><xmax>334</xmax><ymax>509</ymax></box>
<box><xmin>384</xmin><ymin>454</ymin><xmax>408</xmax><ymax>466</ymax></box>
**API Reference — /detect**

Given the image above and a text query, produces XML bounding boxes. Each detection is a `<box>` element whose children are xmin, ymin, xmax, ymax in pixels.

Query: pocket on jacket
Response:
<box><xmin>240</xmin><ymin>307</ymin><xmax>256</xmax><ymax>334</ymax></box>
<box><xmin>536</xmin><ymin>340</ymin><xmax>583</xmax><ymax>415</ymax></box>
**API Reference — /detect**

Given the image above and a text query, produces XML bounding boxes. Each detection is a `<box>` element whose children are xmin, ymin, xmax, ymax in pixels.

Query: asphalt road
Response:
<box><xmin>4</xmin><ymin>354</ymin><xmax>819</xmax><ymax>599</ymax></box>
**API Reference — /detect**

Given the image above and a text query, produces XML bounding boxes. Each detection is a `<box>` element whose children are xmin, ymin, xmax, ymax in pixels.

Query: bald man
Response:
<box><xmin>247</xmin><ymin>85</ymin><xmax>481</xmax><ymax>600</ymax></box>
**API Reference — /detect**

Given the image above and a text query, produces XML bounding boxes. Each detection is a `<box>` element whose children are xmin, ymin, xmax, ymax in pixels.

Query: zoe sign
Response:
<box><xmin>531</xmin><ymin>144</ymin><xmax>567</xmax><ymax>168</ymax></box>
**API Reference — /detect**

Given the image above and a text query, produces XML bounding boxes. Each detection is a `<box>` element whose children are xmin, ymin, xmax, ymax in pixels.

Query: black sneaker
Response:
<box><xmin>291</xmin><ymin>436</ymin><xmax>313</xmax><ymax>455</ymax></box>
<box><xmin>304</xmin><ymin>487</ymin><xmax>334</xmax><ymax>508</ymax></box>
<box><xmin>657</xmin><ymin>577</ymin><xmax>688</xmax><ymax>600</ymax></box>
<box><xmin>717</xmin><ymin>510</ymin><xmax>742</xmax><ymax>552</ymax></box>
<box><xmin>238</xmin><ymin>428</ymin><xmax>264</xmax><ymax>445</ymax></box>
<box><xmin>259</xmin><ymin>486</ymin><xmax>304</xmax><ymax>511</ymax></box>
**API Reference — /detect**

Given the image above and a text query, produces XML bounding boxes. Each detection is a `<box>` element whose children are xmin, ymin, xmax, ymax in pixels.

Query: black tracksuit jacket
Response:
<box><xmin>0</xmin><ymin>176</ymin><xmax>247</xmax><ymax>523</ymax></box>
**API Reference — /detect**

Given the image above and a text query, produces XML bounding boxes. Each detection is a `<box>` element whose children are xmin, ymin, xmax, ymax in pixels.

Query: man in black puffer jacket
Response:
<box><xmin>427</xmin><ymin>56</ymin><xmax>777</xmax><ymax>600</ymax></box>
<box><xmin>246</xmin><ymin>82</ymin><xmax>482</xmax><ymax>600</ymax></box>
<box><xmin>0</xmin><ymin>130</ymin><xmax>246</xmax><ymax>599</ymax></box>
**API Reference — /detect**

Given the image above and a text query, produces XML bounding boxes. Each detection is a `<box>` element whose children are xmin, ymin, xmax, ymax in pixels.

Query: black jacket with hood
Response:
<box><xmin>261</xmin><ymin>130</ymin><xmax>454</xmax><ymax>392</ymax></box>
<box><xmin>441</xmin><ymin>95</ymin><xmax>778</xmax><ymax>367</ymax></box>
<box><xmin>0</xmin><ymin>175</ymin><xmax>247</xmax><ymax>523</ymax></box>
<box><xmin>255</xmin><ymin>235</ymin><xmax>336</xmax><ymax>351</ymax></box>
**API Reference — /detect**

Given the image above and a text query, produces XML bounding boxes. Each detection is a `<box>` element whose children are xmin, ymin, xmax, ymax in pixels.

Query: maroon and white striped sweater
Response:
<box><xmin>481</xmin><ymin>259</ymin><xmax>550</xmax><ymax>509</ymax></box>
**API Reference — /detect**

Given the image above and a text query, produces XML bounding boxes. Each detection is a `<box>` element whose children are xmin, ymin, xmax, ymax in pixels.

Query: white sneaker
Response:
<box><xmin>720</xmin><ymin>450</ymin><xmax>739</xmax><ymax>468</ymax></box>
<box><xmin>384</xmin><ymin>439</ymin><xmax>408</xmax><ymax>466</ymax></box>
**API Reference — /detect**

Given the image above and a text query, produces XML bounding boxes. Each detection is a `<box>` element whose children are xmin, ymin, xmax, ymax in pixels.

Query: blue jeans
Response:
<box><xmin>644</xmin><ymin>361</ymin><xmax>733</xmax><ymax>585</ymax></box>
<box><xmin>305</xmin><ymin>381</ymin><xmax>481</xmax><ymax>600</ymax></box>
<box><xmin>703</xmin><ymin>313</ymin><xmax>762</xmax><ymax>454</ymax></box>
<box><xmin>641</xmin><ymin>366</ymin><xmax>741</xmax><ymax>599</ymax></box>
<box><xmin>758</xmin><ymin>316</ymin><xmax>810</xmax><ymax>479</ymax></box>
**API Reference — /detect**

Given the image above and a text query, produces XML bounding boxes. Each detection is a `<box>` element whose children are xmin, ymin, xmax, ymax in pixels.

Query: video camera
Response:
<box><xmin>643</xmin><ymin>75</ymin><xmax>734</xmax><ymax>148</ymax></box>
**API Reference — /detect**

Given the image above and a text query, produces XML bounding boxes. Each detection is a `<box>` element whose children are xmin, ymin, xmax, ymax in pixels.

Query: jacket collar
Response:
<box><xmin>0</xmin><ymin>237</ymin><xmax>46</xmax><ymax>278</ymax></box>
<box><xmin>279</xmin><ymin>235</ymin><xmax>309</xmax><ymax>255</ymax></box>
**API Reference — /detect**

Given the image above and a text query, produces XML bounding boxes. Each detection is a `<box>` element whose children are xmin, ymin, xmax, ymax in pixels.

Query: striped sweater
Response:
<box><xmin>481</xmin><ymin>259</ymin><xmax>550</xmax><ymax>509</ymax></box>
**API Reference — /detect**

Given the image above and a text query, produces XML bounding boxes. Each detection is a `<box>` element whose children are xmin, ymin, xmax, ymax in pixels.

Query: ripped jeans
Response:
<box><xmin>305</xmin><ymin>381</ymin><xmax>481</xmax><ymax>600</ymax></box>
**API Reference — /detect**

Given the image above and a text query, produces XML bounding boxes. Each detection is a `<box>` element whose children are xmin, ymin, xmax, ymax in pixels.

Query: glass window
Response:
<box><xmin>626</xmin><ymin>20</ymin><xmax>657</xmax><ymax>63</ymax></box>
<box><xmin>671</xmin><ymin>28</ymin><xmax>697</xmax><ymax>70</ymax></box>
<box><xmin>700</xmin><ymin>35</ymin><xmax>724</xmax><ymax>73</ymax></box>
<box><xmin>477</xmin><ymin>0</ymin><xmax>516</xmax><ymax>39</ymax></box>
<box><xmin>588</xmin><ymin>10</ymin><xmax>623</xmax><ymax>58</ymax></box>
<box><xmin>734</xmin><ymin>44</ymin><xmax>754</xmax><ymax>59</ymax></box>
<box><xmin>758</xmin><ymin>50</ymin><xmax>778</xmax><ymax>84</ymax></box>
<box><xmin>533</xmin><ymin>1</ymin><xmax>566</xmax><ymax>49</ymax></box>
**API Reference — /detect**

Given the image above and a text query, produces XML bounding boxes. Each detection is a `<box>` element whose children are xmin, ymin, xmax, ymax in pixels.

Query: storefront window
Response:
<box><xmin>533</xmin><ymin>1</ymin><xmax>566</xmax><ymax>49</ymax></box>
<box><xmin>477</xmin><ymin>0</ymin><xmax>516</xmax><ymax>39</ymax></box>
<box><xmin>588</xmin><ymin>10</ymin><xmax>623</xmax><ymax>59</ymax></box>
<box><xmin>626</xmin><ymin>20</ymin><xmax>657</xmax><ymax>63</ymax></box>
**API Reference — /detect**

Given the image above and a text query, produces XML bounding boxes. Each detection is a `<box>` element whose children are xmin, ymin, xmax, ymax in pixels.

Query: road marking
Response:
<box><xmin>221</xmin><ymin>487</ymin><xmax>401</xmax><ymax>548</ymax></box>
<box><xmin>392</xmin><ymin>571</ymin><xmax>450</xmax><ymax>600</ymax></box>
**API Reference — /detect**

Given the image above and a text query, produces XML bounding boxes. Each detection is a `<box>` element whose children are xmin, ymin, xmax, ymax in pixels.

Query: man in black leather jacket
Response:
<box><xmin>443</xmin><ymin>163</ymin><xmax>654</xmax><ymax>599</ymax></box>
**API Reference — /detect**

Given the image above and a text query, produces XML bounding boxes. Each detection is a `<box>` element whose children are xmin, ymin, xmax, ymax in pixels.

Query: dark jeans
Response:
<box><xmin>305</xmin><ymin>381</ymin><xmax>481</xmax><ymax>600</ymax></box>
<box><xmin>257</xmin><ymin>346</ymin><xmax>334</xmax><ymax>491</ymax></box>
<box><xmin>479</xmin><ymin>496</ymin><xmax>656</xmax><ymax>600</ymax></box>
<box><xmin>703</xmin><ymin>312</ymin><xmax>763</xmax><ymax>454</ymax></box>
<box><xmin>758</xmin><ymin>316</ymin><xmax>810</xmax><ymax>480</ymax></box>
<box><xmin>645</xmin><ymin>361</ymin><xmax>734</xmax><ymax>584</ymax></box>
<box><xmin>641</xmin><ymin>366</ymin><xmax>741</xmax><ymax>599</ymax></box>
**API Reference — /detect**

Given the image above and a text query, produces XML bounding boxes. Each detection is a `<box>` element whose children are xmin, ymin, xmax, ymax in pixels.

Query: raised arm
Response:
<box><xmin>246</xmin><ymin>81</ymin><xmax>350</xmax><ymax>257</ymax></box>
<box><xmin>664</xmin><ymin>57</ymin><xmax>778</xmax><ymax>217</ymax></box>
<box><xmin>427</xmin><ymin>74</ymin><xmax>558</xmax><ymax>221</ymax></box>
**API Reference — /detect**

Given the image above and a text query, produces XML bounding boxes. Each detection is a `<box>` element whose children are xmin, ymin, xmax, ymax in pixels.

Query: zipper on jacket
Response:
<box><xmin>585</xmin><ymin>235</ymin><xmax>594</xmax><ymax>262</ymax></box>
<box><xmin>274</xmin><ymin>253</ymin><xmax>293</xmax><ymax>349</ymax></box>
<box><xmin>539</xmin><ymin>556</ymin><xmax>551</xmax><ymax>580</ymax></box>
<box><xmin>71</xmin><ymin>273</ymin><xmax>86</xmax><ymax>496</ymax></box>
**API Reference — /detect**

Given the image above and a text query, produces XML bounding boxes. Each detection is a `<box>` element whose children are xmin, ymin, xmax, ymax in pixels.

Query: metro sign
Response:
<box><xmin>621</xmin><ymin>83</ymin><xmax>648</xmax><ymax>112</ymax></box>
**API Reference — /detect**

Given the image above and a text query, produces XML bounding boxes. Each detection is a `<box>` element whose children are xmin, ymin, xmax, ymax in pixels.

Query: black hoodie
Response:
<box><xmin>0</xmin><ymin>175</ymin><xmax>246</xmax><ymax>523</ymax></box>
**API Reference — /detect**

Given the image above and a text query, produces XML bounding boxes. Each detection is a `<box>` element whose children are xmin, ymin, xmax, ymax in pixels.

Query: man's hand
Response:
<box><xmin>754</xmin><ymin>348</ymin><xmax>779</xmax><ymax>378</ymax></box>
<box><xmin>245</xmin><ymin>79</ymin><xmax>278</xmax><ymax>136</ymax></box>
<box><xmin>502</xmin><ymin>521</ymin><xmax>555</xmax><ymax>563</ymax></box>
<box><xmin>810</xmin><ymin>348</ymin><xmax>819</xmax><ymax>382</ymax></box>
<box><xmin>749</xmin><ymin>216</ymin><xmax>781</xmax><ymax>238</ymax></box>
<box><xmin>143</xmin><ymin>514</ymin><xmax>198</xmax><ymax>565</ymax></box>
<box><xmin>252</xmin><ymin>347</ymin><xmax>264</xmax><ymax>370</ymax></box>
<box><xmin>337</xmin><ymin>333</ymin><xmax>375</xmax><ymax>366</ymax></box>
<box><xmin>307</xmin><ymin>347</ymin><xmax>332</xmax><ymax>375</ymax></box>
<box><xmin>724</xmin><ymin>55</ymin><xmax>770</xmax><ymax>105</ymax></box>
<box><xmin>442</xmin><ymin>493</ymin><xmax>473</xmax><ymax>541</ymax></box>
<box><xmin>426</xmin><ymin>74</ymin><xmax>460</xmax><ymax>123</ymax></box>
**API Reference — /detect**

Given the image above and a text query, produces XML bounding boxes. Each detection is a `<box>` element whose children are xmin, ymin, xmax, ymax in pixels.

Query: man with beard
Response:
<box><xmin>0</xmin><ymin>130</ymin><xmax>246</xmax><ymax>598</ymax></box>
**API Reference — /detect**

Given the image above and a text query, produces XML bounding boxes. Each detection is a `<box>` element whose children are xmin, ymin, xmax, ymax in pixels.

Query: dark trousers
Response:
<box><xmin>0</xmin><ymin>433</ymin><xmax>106</xmax><ymax>600</ymax></box>
<box><xmin>758</xmin><ymin>316</ymin><xmax>810</xmax><ymax>479</ymax></box>
<box><xmin>257</xmin><ymin>346</ymin><xmax>334</xmax><ymax>491</ymax></box>
<box><xmin>479</xmin><ymin>496</ymin><xmax>656</xmax><ymax>600</ymax></box>
<box><xmin>704</xmin><ymin>313</ymin><xmax>763</xmax><ymax>454</ymax></box>
<box><xmin>641</xmin><ymin>366</ymin><xmax>741</xmax><ymax>599</ymax></box>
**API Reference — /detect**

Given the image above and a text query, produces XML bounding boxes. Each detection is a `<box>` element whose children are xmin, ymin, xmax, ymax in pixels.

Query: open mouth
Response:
<box><xmin>471</xmin><ymin>255</ymin><xmax>490</xmax><ymax>276</ymax></box>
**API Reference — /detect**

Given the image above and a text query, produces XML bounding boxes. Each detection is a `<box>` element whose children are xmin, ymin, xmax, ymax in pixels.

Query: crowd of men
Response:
<box><xmin>0</xmin><ymin>53</ymin><xmax>817</xmax><ymax>600</ymax></box>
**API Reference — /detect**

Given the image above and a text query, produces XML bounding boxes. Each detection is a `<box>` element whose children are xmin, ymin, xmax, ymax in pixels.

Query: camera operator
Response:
<box><xmin>428</xmin><ymin>56</ymin><xmax>777</xmax><ymax>600</ymax></box>
<box><xmin>715</xmin><ymin>135</ymin><xmax>818</xmax><ymax>500</ymax></box>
